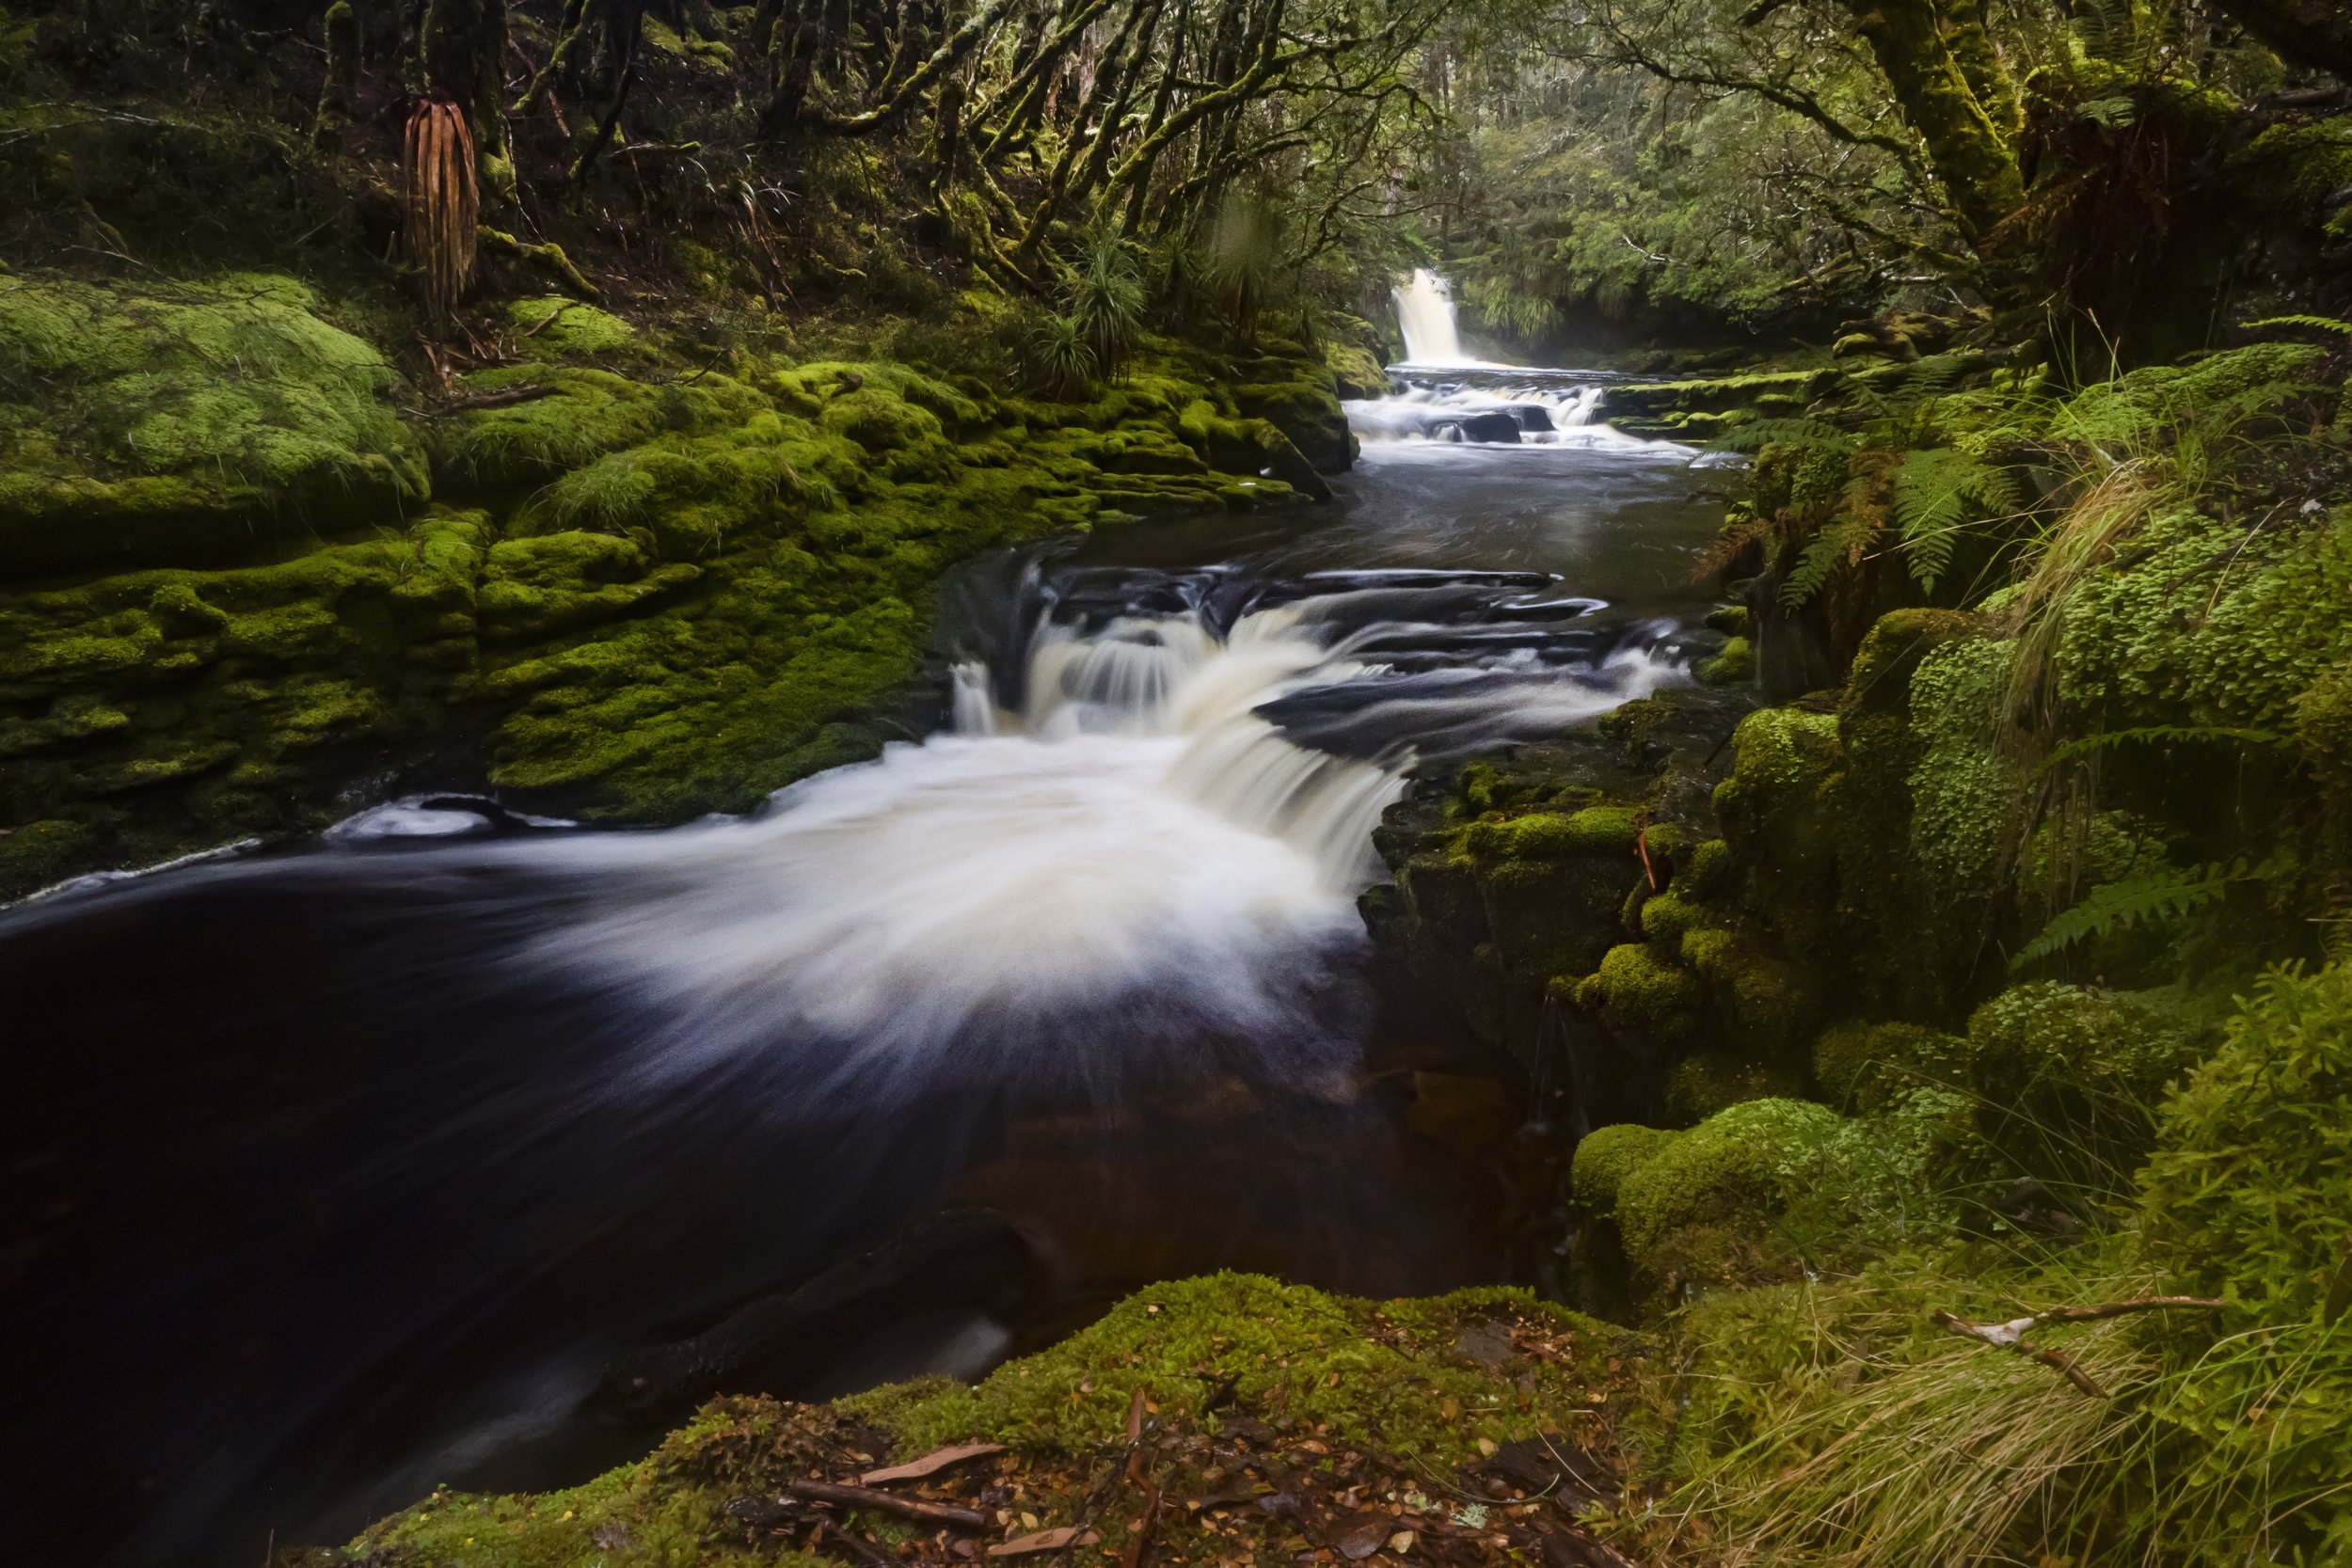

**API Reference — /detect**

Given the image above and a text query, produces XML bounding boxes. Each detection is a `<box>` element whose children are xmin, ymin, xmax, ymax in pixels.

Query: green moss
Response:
<box><xmin>0</xmin><ymin>273</ymin><xmax>426</xmax><ymax>576</ymax></box>
<box><xmin>1572</xmin><ymin>1123</ymin><xmax>1681</xmax><ymax>1214</ymax></box>
<box><xmin>1961</xmin><ymin>982</ymin><xmax>2208</xmax><ymax>1176</ymax></box>
<box><xmin>1843</xmin><ymin>609</ymin><xmax>1978</xmax><ymax>717</ymax></box>
<box><xmin>1464</xmin><ymin>803</ymin><xmax>1641</xmax><ymax>862</ymax></box>
<box><xmin>1639</xmin><ymin>891</ymin><xmax>1710</xmax><ymax>948</ymax></box>
<box><xmin>1679</xmin><ymin>926</ymin><xmax>1820</xmax><ymax>1058</ymax></box>
<box><xmin>1905</xmin><ymin>636</ymin><xmax>2018</xmax><ymax>902</ymax></box>
<box><xmin>1615</xmin><ymin>1097</ymin><xmax>1842</xmax><ymax>1259</ymax></box>
<box><xmin>1696</xmin><ymin>636</ymin><xmax>1752</xmax><ymax>685</ymax></box>
<box><xmin>1682</xmin><ymin>837</ymin><xmax>1736</xmax><ymax>899</ymax></box>
<box><xmin>850</xmin><ymin>1274</ymin><xmax>1616</xmax><ymax>1465</ymax></box>
<box><xmin>504</xmin><ymin>297</ymin><xmax>646</xmax><ymax>360</ymax></box>
<box><xmin>1579</xmin><ymin>941</ymin><xmax>1705</xmax><ymax>1044</ymax></box>
<box><xmin>349</xmin><ymin>1275</ymin><xmax>1632</xmax><ymax>1568</ymax></box>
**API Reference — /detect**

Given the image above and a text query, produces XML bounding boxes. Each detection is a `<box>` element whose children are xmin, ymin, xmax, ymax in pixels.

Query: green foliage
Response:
<box><xmin>1065</xmin><ymin>223</ymin><xmax>1146</xmax><ymax>382</ymax></box>
<box><xmin>1021</xmin><ymin>310</ymin><xmax>1096</xmax><ymax>400</ymax></box>
<box><xmin>1887</xmin><ymin>447</ymin><xmax>2026</xmax><ymax>595</ymax></box>
<box><xmin>2131</xmin><ymin>964</ymin><xmax>2352</xmax><ymax>1564</ymax></box>
<box><xmin>2243</xmin><ymin>313</ymin><xmax>2352</xmax><ymax>338</ymax></box>
<box><xmin>2010</xmin><ymin>860</ymin><xmax>2239</xmax><ymax>971</ymax></box>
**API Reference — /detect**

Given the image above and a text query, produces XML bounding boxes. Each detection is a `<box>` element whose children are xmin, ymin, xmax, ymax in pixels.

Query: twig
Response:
<box><xmin>1934</xmin><ymin>1310</ymin><xmax>2108</xmax><ymax>1397</ymax></box>
<box><xmin>784</xmin><ymin>1481</ymin><xmax>989</xmax><ymax>1529</ymax></box>
<box><xmin>1118</xmin><ymin>1386</ymin><xmax>1160</xmax><ymax>1568</ymax></box>
<box><xmin>814</xmin><ymin>1517</ymin><xmax>895</xmax><ymax>1568</ymax></box>
<box><xmin>1932</xmin><ymin>1298</ymin><xmax>2222</xmax><ymax>1398</ymax></box>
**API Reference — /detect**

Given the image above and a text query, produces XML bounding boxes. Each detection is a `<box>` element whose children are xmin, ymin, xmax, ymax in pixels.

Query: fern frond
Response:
<box><xmin>1887</xmin><ymin>447</ymin><xmax>2025</xmax><ymax>594</ymax></box>
<box><xmin>1709</xmin><ymin>419</ymin><xmax>1857</xmax><ymax>455</ymax></box>
<box><xmin>2242</xmin><ymin>314</ymin><xmax>2352</xmax><ymax>338</ymax></box>
<box><xmin>2010</xmin><ymin>861</ymin><xmax>2239</xmax><ymax>971</ymax></box>
<box><xmin>2037</xmin><ymin>724</ymin><xmax>2282</xmax><ymax>772</ymax></box>
<box><xmin>1778</xmin><ymin>506</ymin><xmax>1885</xmax><ymax>609</ymax></box>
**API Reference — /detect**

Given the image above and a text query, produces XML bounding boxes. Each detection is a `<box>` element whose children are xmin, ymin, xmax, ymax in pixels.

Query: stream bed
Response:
<box><xmin>1</xmin><ymin>362</ymin><xmax>1725</xmax><ymax>1566</ymax></box>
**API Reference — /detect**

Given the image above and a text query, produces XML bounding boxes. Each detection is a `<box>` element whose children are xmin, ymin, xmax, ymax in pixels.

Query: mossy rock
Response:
<box><xmin>1571</xmin><ymin>1123</ymin><xmax>1680</xmax><ymax>1214</ymax></box>
<box><xmin>1614</xmin><ymin>1097</ymin><xmax>1841</xmax><ymax>1259</ymax></box>
<box><xmin>504</xmin><ymin>297</ymin><xmax>648</xmax><ymax>361</ymax></box>
<box><xmin>1577</xmin><ymin>941</ymin><xmax>1706</xmax><ymax>1047</ymax></box>
<box><xmin>1464</xmin><ymin>804</ymin><xmax>1641</xmax><ymax>862</ymax></box>
<box><xmin>345</xmin><ymin>1275</ymin><xmax>1638</xmax><ymax>1568</ymax></box>
<box><xmin>0</xmin><ymin>273</ymin><xmax>427</xmax><ymax>578</ymax></box>
<box><xmin>1695</xmin><ymin>636</ymin><xmax>1752</xmax><ymax>686</ymax></box>
<box><xmin>1842</xmin><ymin>608</ymin><xmax>1976</xmax><ymax>716</ymax></box>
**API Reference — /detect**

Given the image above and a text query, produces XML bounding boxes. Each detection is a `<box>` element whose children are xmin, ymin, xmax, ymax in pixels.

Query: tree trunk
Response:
<box><xmin>421</xmin><ymin>0</ymin><xmax>509</xmax><ymax>161</ymax></box>
<box><xmin>1843</xmin><ymin>0</ymin><xmax>2023</xmax><ymax>245</ymax></box>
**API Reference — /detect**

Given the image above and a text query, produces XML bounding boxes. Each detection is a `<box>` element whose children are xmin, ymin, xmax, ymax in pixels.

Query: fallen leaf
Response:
<box><xmin>1331</xmin><ymin>1513</ymin><xmax>1393</xmax><ymax>1560</ymax></box>
<box><xmin>988</xmin><ymin>1527</ymin><xmax>1100</xmax><ymax>1557</ymax></box>
<box><xmin>862</xmin><ymin>1443</ymin><xmax>1008</xmax><ymax>1486</ymax></box>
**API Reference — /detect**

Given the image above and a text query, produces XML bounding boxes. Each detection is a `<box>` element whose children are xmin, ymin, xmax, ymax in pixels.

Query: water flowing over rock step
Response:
<box><xmin>952</xmin><ymin>552</ymin><xmax>1709</xmax><ymax>767</ymax></box>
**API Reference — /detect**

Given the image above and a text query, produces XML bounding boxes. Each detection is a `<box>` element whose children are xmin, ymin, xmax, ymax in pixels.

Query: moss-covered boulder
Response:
<box><xmin>1614</xmin><ymin>1098</ymin><xmax>1841</xmax><ymax>1259</ymax></box>
<box><xmin>0</xmin><ymin>273</ymin><xmax>428</xmax><ymax>578</ymax></box>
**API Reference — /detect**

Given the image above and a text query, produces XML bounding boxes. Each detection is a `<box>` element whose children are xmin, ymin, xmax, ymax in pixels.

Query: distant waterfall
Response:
<box><xmin>1391</xmin><ymin>268</ymin><xmax>1469</xmax><ymax>365</ymax></box>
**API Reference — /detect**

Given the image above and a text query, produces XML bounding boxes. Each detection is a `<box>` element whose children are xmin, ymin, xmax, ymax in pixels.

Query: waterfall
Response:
<box><xmin>1392</xmin><ymin>267</ymin><xmax>1469</xmax><ymax>365</ymax></box>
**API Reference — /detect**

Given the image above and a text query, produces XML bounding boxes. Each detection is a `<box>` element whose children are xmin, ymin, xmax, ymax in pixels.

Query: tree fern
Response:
<box><xmin>2010</xmin><ymin>861</ymin><xmax>2239</xmax><ymax>971</ymax></box>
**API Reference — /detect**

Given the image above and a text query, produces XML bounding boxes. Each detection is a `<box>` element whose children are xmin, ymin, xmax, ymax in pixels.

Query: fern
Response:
<box><xmin>2243</xmin><ymin>314</ymin><xmax>2352</xmax><ymax>338</ymax></box>
<box><xmin>2037</xmin><ymin>724</ymin><xmax>2282</xmax><ymax>772</ymax></box>
<box><xmin>2010</xmin><ymin>861</ymin><xmax>2239</xmax><ymax>971</ymax></box>
<box><xmin>1889</xmin><ymin>447</ymin><xmax>2026</xmax><ymax>594</ymax></box>
<box><xmin>1708</xmin><ymin>418</ymin><xmax>1857</xmax><ymax>455</ymax></box>
<box><xmin>1780</xmin><ymin>503</ymin><xmax>1884</xmax><ymax>609</ymax></box>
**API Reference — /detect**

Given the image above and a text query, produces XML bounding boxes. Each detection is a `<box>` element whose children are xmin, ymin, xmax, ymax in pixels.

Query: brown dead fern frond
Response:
<box><xmin>404</xmin><ymin>98</ymin><xmax>479</xmax><ymax>321</ymax></box>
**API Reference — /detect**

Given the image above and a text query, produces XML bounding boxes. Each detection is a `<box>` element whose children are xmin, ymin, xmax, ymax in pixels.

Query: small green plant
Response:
<box><xmin>1021</xmin><ymin>310</ymin><xmax>1096</xmax><ymax>400</ymax></box>
<box><xmin>1065</xmin><ymin>221</ymin><xmax>1146</xmax><ymax>383</ymax></box>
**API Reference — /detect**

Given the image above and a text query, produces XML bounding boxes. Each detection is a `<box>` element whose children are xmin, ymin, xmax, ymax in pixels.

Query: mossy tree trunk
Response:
<box><xmin>1842</xmin><ymin>0</ymin><xmax>2024</xmax><ymax>245</ymax></box>
<box><xmin>421</xmin><ymin>0</ymin><xmax>510</xmax><ymax>164</ymax></box>
<box><xmin>313</xmin><ymin>0</ymin><xmax>362</xmax><ymax>150</ymax></box>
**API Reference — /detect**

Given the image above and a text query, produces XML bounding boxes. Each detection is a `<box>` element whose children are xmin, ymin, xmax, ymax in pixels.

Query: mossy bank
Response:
<box><xmin>0</xmin><ymin>272</ymin><xmax>1357</xmax><ymax>899</ymax></box>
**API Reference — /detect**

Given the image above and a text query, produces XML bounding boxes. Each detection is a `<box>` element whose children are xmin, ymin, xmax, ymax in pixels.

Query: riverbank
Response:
<box><xmin>0</xmin><ymin>273</ymin><xmax>1356</xmax><ymax>899</ymax></box>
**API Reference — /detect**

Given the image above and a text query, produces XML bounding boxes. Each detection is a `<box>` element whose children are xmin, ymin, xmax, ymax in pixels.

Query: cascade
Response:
<box><xmin>1391</xmin><ymin>267</ymin><xmax>1470</xmax><ymax>365</ymax></box>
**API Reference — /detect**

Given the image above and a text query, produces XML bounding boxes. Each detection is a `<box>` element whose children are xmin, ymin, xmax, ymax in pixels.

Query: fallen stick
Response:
<box><xmin>1932</xmin><ymin>1297</ymin><xmax>2225</xmax><ymax>1398</ymax></box>
<box><xmin>725</xmin><ymin>1498</ymin><xmax>898</xmax><ymax>1565</ymax></box>
<box><xmin>1934</xmin><ymin>1311</ymin><xmax>2107</xmax><ymax>1397</ymax></box>
<box><xmin>785</xmin><ymin>1481</ymin><xmax>990</xmax><ymax>1530</ymax></box>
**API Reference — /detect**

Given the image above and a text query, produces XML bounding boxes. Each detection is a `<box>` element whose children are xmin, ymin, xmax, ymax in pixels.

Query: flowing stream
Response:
<box><xmin>1</xmin><ymin>289</ymin><xmax>1725</xmax><ymax>1566</ymax></box>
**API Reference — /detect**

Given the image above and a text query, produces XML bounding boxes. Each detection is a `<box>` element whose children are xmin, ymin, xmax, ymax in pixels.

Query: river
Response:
<box><xmin>0</xmin><ymin>331</ymin><xmax>1726</xmax><ymax>1565</ymax></box>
